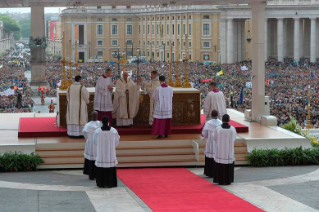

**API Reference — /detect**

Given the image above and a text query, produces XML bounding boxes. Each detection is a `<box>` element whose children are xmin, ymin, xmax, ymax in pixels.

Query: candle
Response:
<box><xmin>69</xmin><ymin>39</ymin><xmax>72</xmax><ymax>62</ymax></box>
<box><xmin>62</xmin><ymin>31</ymin><xmax>65</xmax><ymax>59</ymax></box>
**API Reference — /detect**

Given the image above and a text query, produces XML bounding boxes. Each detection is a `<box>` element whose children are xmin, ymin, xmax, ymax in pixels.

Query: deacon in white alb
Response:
<box><xmin>142</xmin><ymin>70</ymin><xmax>161</xmax><ymax>125</ymax></box>
<box><xmin>93</xmin><ymin>116</ymin><xmax>120</xmax><ymax>188</ymax></box>
<box><xmin>66</xmin><ymin>75</ymin><xmax>90</xmax><ymax>137</ymax></box>
<box><xmin>204</xmin><ymin>81</ymin><xmax>227</xmax><ymax>120</ymax></box>
<box><xmin>113</xmin><ymin>71</ymin><xmax>142</xmax><ymax>127</ymax></box>
<box><xmin>82</xmin><ymin>111</ymin><xmax>102</xmax><ymax>180</ymax></box>
<box><xmin>213</xmin><ymin>114</ymin><xmax>237</xmax><ymax>185</ymax></box>
<box><xmin>152</xmin><ymin>76</ymin><xmax>173</xmax><ymax>139</ymax></box>
<box><xmin>201</xmin><ymin>110</ymin><xmax>222</xmax><ymax>178</ymax></box>
<box><xmin>94</xmin><ymin>68</ymin><xmax>114</xmax><ymax>125</ymax></box>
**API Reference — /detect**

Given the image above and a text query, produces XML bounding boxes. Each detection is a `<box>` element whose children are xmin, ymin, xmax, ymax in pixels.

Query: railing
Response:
<box><xmin>267</xmin><ymin>0</ymin><xmax>319</xmax><ymax>5</ymax></box>
<box><xmin>62</xmin><ymin>5</ymin><xmax>218</xmax><ymax>15</ymax></box>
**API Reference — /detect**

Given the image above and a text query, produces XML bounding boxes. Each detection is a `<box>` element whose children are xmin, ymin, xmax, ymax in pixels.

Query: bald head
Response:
<box><xmin>92</xmin><ymin>111</ymin><xmax>98</xmax><ymax>121</ymax></box>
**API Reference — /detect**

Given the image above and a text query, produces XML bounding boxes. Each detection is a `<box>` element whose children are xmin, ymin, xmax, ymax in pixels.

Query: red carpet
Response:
<box><xmin>117</xmin><ymin>168</ymin><xmax>263</xmax><ymax>212</ymax></box>
<box><xmin>18</xmin><ymin>115</ymin><xmax>248</xmax><ymax>138</ymax></box>
<box><xmin>18</xmin><ymin>117</ymin><xmax>67</xmax><ymax>138</ymax></box>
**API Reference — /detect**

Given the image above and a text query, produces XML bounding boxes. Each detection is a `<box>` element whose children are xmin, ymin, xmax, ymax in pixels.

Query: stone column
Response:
<box><xmin>219</xmin><ymin>19</ymin><xmax>227</xmax><ymax>64</ymax></box>
<box><xmin>30</xmin><ymin>6</ymin><xmax>47</xmax><ymax>86</ymax></box>
<box><xmin>310</xmin><ymin>18</ymin><xmax>317</xmax><ymax>63</ymax></box>
<box><xmin>294</xmin><ymin>18</ymin><xmax>300</xmax><ymax>62</ymax></box>
<box><xmin>227</xmin><ymin>18</ymin><xmax>233</xmax><ymax>63</ymax></box>
<box><xmin>277</xmin><ymin>18</ymin><xmax>284</xmax><ymax>62</ymax></box>
<box><xmin>250</xmin><ymin>2</ymin><xmax>266</xmax><ymax>121</ymax></box>
<box><xmin>265</xmin><ymin>18</ymin><xmax>268</xmax><ymax>61</ymax></box>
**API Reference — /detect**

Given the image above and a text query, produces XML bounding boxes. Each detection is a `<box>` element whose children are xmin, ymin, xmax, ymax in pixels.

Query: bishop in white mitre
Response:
<box><xmin>113</xmin><ymin>71</ymin><xmax>141</xmax><ymax>127</ymax></box>
<box><xmin>94</xmin><ymin>68</ymin><xmax>113</xmax><ymax>125</ymax></box>
<box><xmin>201</xmin><ymin>110</ymin><xmax>222</xmax><ymax>178</ymax></box>
<box><xmin>83</xmin><ymin>111</ymin><xmax>102</xmax><ymax>180</ymax></box>
<box><xmin>66</xmin><ymin>75</ymin><xmax>90</xmax><ymax>137</ymax></box>
<box><xmin>204</xmin><ymin>81</ymin><xmax>227</xmax><ymax>121</ymax></box>
<box><xmin>213</xmin><ymin>114</ymin><xmax>236</xmax><ymax>185</ymax></box>
<box><xmin>93</xmin><ymin>116</ymin><xmax>120</xmax><ymax>188</ymax></box>
<box><xmin>142</xmin><ymin>70</ymin><xmax>160</xmax><ymax>125</ymax></box>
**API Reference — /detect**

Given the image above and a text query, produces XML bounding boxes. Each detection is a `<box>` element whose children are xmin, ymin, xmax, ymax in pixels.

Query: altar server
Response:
<box><xmin>113</xmin><ymin>71</ymin><xmax>142</xmax><ymax>127</ymax></box>
<box><xmin>213</xmin><ymin>114</ymin><xmax>236</xmax><ymax>185</ymax></box>
<box><xmin>83</xmin><ymin>111</ymin><xmax>102</xmax><ymax>180</ymax></box>
<box><xmin>93</xmin><ymin>116</ymin><xmax>120</xmax><ymax>188</ymax></box>
<box><xmin>202</xmin><ymin>110</ymin><xmax>222</xmax><ymax>178</ymax></box>
<box><xmin>94</xmin><ymin>68</ymin><xmax>114</xmax><ymax>125</ymax></box>
<box><xmin>152</xmin><ymin>76</ymin><xmax>173</xmax><ymax>139</ymax></box>
<box><xmin>66</xmin><ymin>75</ymin><xmax>90</xmax><ymax>137</ymax></box>
<box><xmin>142</xmin><ymin>70</ymin><xmax>161</xmax><ymax>125</ymax></box>
<box><xmin>204</xmin><ymin>81</ymin><xmax>227</xmax><ymax>120</ymax></box>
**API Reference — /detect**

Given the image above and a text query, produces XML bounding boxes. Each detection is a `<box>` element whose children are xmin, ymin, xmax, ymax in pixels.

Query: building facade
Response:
<box><xmin>61</xmin><ymin>3</ymin><xmax>319</xmax><ymax>63</ymax></box>
<box><xmin>47</xmin><ymin>20</ymin><xmax>62</xmax><ymax>56</ymax></box>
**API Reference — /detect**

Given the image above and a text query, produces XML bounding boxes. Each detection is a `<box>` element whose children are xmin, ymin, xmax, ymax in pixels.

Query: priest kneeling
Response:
<box><xmin>202</xmin><ymin>110</ymin><xmax>222</xmax><ymax>178</ymax></box>
<box><xmin>93</xmin><ymin>116</ymin><xmax>120</xmax><ymax>188</ymax></box>
<box><xmin>83</xmin><ymin>111</ymin><xmax>102</xmax><ymax>180</ymax></box>
<box><xmin>152</xmin><ymin>76</ymin><xmax>173</xmax><ymax>139</ymax></box>
<box><xmin>213</xmin><ymin>114</ymin><xmax>236</xmax><ymax>185</ymax></box>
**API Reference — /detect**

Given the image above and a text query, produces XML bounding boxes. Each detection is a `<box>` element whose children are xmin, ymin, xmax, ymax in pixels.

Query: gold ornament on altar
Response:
<box><xmin>168</xmin><ymin>40</ymin><xmax>174</xmax><ymax>87</ymax></box>
<box><xmin>174</xmin><ymin>39</ymin><xmax>182</xmax><ymax>87</ymax></box>
<box><xmin>68</xmin><ymin>39</ymin><xmax>73</xmax><ymax>87</ymax></box>
<box><xmin>59</xmin><ymin>31</ymin><xmax>69</xmax><ymax>90</ymax></box>
<box><xmin>183</xmin><ymin>34</ymin><xmax>191</xmax><ymax>88</ymax></box>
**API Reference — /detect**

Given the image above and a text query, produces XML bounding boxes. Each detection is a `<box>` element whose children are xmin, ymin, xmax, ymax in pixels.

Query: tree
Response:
<box><xmin>0</xmin><ymin>14</ymin><xmax>20</xmax><ymax>40</ymax></box>
<box><xmin>19</xmin><ymin>19</ymin><xmax>31</xmax><ymax>38</ymax></box>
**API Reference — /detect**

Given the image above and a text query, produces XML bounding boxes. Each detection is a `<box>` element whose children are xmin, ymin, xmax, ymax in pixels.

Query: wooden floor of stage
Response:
<box><xmin>0</xmin><ymin>109</ymin><xmax>301</xmax><ymax>146</ymax></box>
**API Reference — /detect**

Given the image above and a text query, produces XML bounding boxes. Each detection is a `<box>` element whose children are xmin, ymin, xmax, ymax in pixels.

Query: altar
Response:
<box><xmin>57</xmin><ymin>87</ymin><xmax>201</xmax><ymax>127</ymax></box>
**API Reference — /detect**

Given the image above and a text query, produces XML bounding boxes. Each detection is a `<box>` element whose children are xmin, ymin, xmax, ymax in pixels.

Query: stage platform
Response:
<box><xmin>17</xmin><ymin>115</ymin><xmax>249</xmax><ymax>138</ymax></box>
<box><xmin>0</xmin><ymin>110</ymin><xmax>312</xmax><ymax>169</ymax></box>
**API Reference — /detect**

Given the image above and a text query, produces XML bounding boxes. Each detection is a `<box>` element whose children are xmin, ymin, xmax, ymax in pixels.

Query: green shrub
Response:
<box><xmin>0</xmin><ymin>152</ymin><xmax>43</xmax><ymax>172</ymax></box>
<box><xmin>247</xmin><ymin>147</ymin><xmax>319</xmax><ymax>167</ymax></box>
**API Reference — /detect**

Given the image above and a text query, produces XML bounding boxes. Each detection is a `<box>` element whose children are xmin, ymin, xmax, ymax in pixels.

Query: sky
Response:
<box><xmin>0</xmin><ymin>7</ymin><xmax>66</xmax><ymax>14</ymax></box>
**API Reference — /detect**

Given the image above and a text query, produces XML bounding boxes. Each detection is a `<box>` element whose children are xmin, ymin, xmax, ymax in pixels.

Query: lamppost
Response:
<box><xmin>112</xmin><ymin>47</ymin><xmax>126</xmax><ymax>78</ymax></box>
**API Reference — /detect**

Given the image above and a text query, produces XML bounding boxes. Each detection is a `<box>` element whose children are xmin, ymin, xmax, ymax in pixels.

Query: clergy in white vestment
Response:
<box><xmin>94</xmin><ymin>68</ymin><xmax>114</xmax><ymax>125</ymax></box>
<box><xmin>66</xmin><ymin>75</ymin><xmax>90</xmax><ymax>137</ymax></box>
<box><xmin>142</xmin><ymin>70</ymin><xmax>161</xmax><ymax>125</ymax></box>
<box><xmin>213</xmin><ymin>114</ymin><xmax>237</xmax><ymax>185</ymax></box>
<box><xmin>152</xmin><ymin>76</ymin><xmax>173</xmax><ymax>139</ymax></box>
<box><xmin>83</xmin><ymin>111</ymin><xmax>102</xmax><ymax>180</ymax></box>
<box><xmin>201</xmin><ymin>110</ymin><xmax>222</xmax><ymax>178</ymax></box>
<box><xmin>93</xmin><ymin>116</ymin><xmax>120</xmax><ymax>188</ymax></box>
<box><xmin>204</xmin><ymin>81</ymin><xmax>227</xmax><ymax>121</ymax></box>
<box><xmin>113</xmin><ymin>71</ymin><xmax>142</xmax><ymax>127</ymax></box>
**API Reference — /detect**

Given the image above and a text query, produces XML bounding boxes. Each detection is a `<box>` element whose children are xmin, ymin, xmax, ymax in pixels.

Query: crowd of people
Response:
<box><xmin>44</xmin><ymin>58</ymin><xmax>319</xmax><ymax>128</ymax></box>
<box><xmin>0</xmin><ymin>52</ymin><xmax>33</xmax><ymax>113</ymax></box>
<box><xmin>1</xmin><ymin>49</ymin><xmax>318</xmax><ymax>128</ymax></box>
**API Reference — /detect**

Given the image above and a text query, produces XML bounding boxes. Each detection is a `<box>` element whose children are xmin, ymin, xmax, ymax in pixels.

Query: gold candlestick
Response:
<box><xmin>59</xmin><ymin>31</ymin><xmax>68</xmax><ymax>90</ymax></box>
<box><xmin>168</xmin><ymin>40</ymin><xmax>174</xmax><ymax>87</ymax></box>
<box><xmin>68</xmin><ymin>40</ymin><xmax>73</xmax><ymax>86</ymax></box>
<box><xmin>183</xmin><ymin>34</ymin><xmax>191</xmax><ymax>88</ymax></box>
<box><xmin>75</xmin><ymin>40</ymin><xmax>79</xmax><ymax>76</ymax></box>
<box><xmin>175</xmin><ymin>39</ymin><xmax>182</xmax><ymax>87</ymax></box>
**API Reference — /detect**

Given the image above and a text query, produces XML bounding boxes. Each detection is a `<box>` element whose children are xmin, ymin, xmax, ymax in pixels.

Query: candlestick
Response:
<box><xmin>183</xmin><ymin>34</ymin><xmax>191</xmax><ymax>88</ymax></box>
<box><xmin>175</xmin><ymin>39</ymin><xmax>182</xmax><ymax>87</ymax></box>
<box><xmin>168</xmin><ymin>40</ymin><xmax>174</xmax><ymax>87</ymax></box>
<box><xmin>75</xmin><ymin>40</ymin><xmax>79</xmax><ymax>76</ymax></box>
<box><xmin>68</xmin><ymin>39</ymin><xmax>73</xmax><ymax>86</ymax></box>
<box><xmin>59</xmin><ymin>31</ymin><xmax>68</xmax><ymax>90</ymax></box>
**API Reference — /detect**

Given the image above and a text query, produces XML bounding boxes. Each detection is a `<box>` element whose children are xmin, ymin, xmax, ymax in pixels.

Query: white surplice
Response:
<box><xmin>94</xmin><ymin>76</ymin><xmax>113</xmax><ymax>112</ymax></box>
<box><xmin>113</xmin><ymin>78</ymin><xmax>140</xmax><ymax>126</ymax></box>
<box><xmin>152</xmin><ymin>85</ymin><xmax>173</xmax><ymax>119</ymax></box>
<box><xmin>144</xmin><ymin>77</ymin><xmax>161</xmax><ymax>125</ymax></box>
<box><xmin>93</xmin><ymin>127</ymin><xmax>120</xmax><ymax>168</ymax></box>
<box><xmin>202</xmin><ymin>119</ymin><xmax>222</xmax><ymax>158</ymax></box>
<box><xmin>213</xmin><ymin>126</ymin><xmax>237</xmax><ymax>164</ymax></box>
<box><xmin>204</xmin><ymin>91</ymin><xmax>227</xmax><ymax>120</ymax></box>
<box><xmin>83</xmin><ymin>121</ymin><xmax>102</xmax><ymax>161</ymax></box>
<box><xmin>66</xmin><ymin>82</ymin><xmax>90</xmax><ymax>136</ymax></box>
